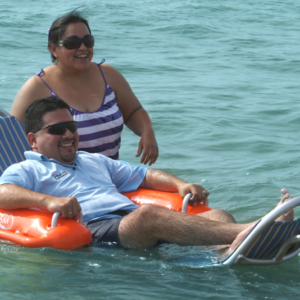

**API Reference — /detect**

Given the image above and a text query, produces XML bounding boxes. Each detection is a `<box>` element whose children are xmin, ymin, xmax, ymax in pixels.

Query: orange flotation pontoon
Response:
<box><xmin>0</xmin><ymin>189</ymin><xmax>211</xmax><ymax>250</ymax></box>
<box><xmin>0</xmin><ymin>209</ymin><xmax>92</xmax><ymax>250</ymax></box>
<box><xmin>123</xmin><ymin>188</ymin><xmax>211</xmax><ymax>215</ymax></box>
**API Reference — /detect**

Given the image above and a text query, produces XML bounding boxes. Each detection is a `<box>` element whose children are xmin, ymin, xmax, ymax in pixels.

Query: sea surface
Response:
<box><xmin>1</xmin><ymin>0</ymin><xmax>300</xmax><ymax>299</ymax></box>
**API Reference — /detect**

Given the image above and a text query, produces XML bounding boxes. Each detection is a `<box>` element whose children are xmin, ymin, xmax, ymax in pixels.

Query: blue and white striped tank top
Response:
<box><xmin>36</xmin><ymin>60</ymin><xmax>124</xmax><ymax>160</ymax></box>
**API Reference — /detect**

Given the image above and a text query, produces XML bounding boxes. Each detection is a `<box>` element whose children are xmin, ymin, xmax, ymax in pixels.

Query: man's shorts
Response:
<box><xmin>85</xmin><ymin>210</ymin><xmax>170</xmax><ymax>248</ymax></box>
<box><xmin>85</xmin><ymin>217</ymin><xmax>123</xmax><ymax>247</ymax></box>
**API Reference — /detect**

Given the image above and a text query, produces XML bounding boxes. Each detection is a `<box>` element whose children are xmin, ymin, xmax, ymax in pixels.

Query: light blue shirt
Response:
<box><xmin>0</xmin><ymin>151</ymin><xmax>147</xmax><ymax>223</ymax></box>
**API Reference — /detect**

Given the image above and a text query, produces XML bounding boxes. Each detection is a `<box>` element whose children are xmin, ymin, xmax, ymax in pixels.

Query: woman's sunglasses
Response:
<box><xmin>57</xmin><ymin>35</ymin><xmax>94</xmax><ymax>50</ymax></box>
<box><xmin>34</xmin><ymin>121</ymin><xmax>78</xmax><ymax>135</ymax></box>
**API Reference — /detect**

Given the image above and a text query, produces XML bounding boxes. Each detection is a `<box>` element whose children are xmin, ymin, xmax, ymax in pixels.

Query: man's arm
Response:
<box><xmin>0</xmin><ymin>184</ymin><xmax>81</xmax><ymax>218</ymax></box>
<box><xmin>139</xmin><ymin>169</ymin><xmax>209</xmax><ymax>205</ymax></box>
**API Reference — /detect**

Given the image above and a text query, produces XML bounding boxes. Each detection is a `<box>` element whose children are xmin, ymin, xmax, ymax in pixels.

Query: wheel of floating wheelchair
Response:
<box><xmin>0</xmin><ymin>109</ymin><xmax>11</xmax><ymax>117</ymax></box>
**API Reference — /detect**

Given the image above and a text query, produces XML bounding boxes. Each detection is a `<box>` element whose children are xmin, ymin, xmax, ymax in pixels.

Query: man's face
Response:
<box><xmin>29</xmin><ymin>108</ymin><xmax>79</xmax><ymax>164</ymax></box>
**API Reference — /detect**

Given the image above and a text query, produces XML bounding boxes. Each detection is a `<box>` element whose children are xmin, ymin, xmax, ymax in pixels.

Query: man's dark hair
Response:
<box><xmin>24</xmin><ymin>97</ymin><xmax>72</xmax><ymax>134</ymax></box>
<box><xmin>48</xmin><ymin>10</ymin><xmax>91</xmax><ymax>63</ymax></box>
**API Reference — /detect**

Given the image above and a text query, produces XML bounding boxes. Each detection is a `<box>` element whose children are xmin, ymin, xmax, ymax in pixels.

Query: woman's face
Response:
<box><xmin>52</xmin><ymin>22</ymin><xmax>94</xmax><ymax>71</ymax></box>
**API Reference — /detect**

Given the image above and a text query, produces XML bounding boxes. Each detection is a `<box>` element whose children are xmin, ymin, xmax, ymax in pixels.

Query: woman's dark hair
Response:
<box><xmin>24</xmin><ymin>97</ymin><xmax>72</xmax><ymax>134</ymax></box>
<box><xmin>48</xmin><ymin>10</ymin><xmax>91</xmax><ymax>63</ymax></box>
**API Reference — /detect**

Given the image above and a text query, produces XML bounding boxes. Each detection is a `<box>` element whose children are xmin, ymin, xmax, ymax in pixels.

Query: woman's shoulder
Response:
<box><xmin>11</xmin><ymin>66</ymin><xmax>55</xmax><ymax>122</ymax></box>
<box><xmin>96</xmin><ymin>62</ymin><xmax>124</xmax><ymax>88</ymax></box>
<box><xmin>20</xmin><ymin>69</ymin><xmax>54</xmax><ymax>95</ymax></box>
<box><xmin>22</xmin><ymin>65</ymin><xmax>55</xmax><ymax>86</ymax></box>
<box><xmin>95</xmin><ymin>61</ymin><xmax>117</xmax><ymax>73</ymax></box>
<box><xmin>36</xmin><ymin>65</ymin><xmax>58</xmax><ymax>80</ymax></box>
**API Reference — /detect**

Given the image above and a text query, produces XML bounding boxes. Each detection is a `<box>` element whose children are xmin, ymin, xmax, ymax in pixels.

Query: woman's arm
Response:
<box><xmin>126</xmin><ymin>107</ymin><xmax>158</xmax><ymax>166</ymax></box>
<box><xmin>102</xmin><ymin>65</ymin><xmax>159</xmax><ymax>165</ymax></box>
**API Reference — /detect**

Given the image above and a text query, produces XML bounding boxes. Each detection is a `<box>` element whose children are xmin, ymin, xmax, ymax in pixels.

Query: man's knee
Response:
<box><xmin>212</xmin><ymin>209</ymin><xmax>236</xmax><ymax>223</ymax></box>
<box><xmin>198</xmin><ymin>209</ymin><xmax>236</xmax><ymax>223</ymax></box>
<box><xmin>132</xmin><ymin>204</ymin><xmax>165</xmax><ymax>220</ymax></box>
<box><xmin>118</xmin><ymin>204</ymin><xmax>164</xmax><ymax>249</ymax></box>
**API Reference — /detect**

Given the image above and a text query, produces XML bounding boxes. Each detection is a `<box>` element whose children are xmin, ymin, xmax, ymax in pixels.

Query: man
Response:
<box><xmin>0</xmin><ymin>97</ymin><xmax>292</xmax><ymax>249</ymax></box>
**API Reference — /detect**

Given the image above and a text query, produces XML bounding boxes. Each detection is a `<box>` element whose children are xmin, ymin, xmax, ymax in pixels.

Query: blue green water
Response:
<box><xmin>1</xmin><ymin>0</ymin><xmax>300</xmax><ymax>299</ymax></box>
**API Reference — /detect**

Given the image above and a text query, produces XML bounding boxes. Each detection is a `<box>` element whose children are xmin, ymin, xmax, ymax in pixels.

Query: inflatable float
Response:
<box><xmin>0</xmin><ymin>189</ymin><xmax>211</xmax><ymax>250</ymax></box>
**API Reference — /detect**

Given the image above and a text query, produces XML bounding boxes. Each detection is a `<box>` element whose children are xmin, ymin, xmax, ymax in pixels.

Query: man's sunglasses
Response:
<box><xmin>34</xmin><ymin>121</ymin><xmax>78</xmax><ymax>135</ymax></box>
<box><xmin>57</xmin><ymin>35</ymin><xmax>95</xmax><ymax>50</ymax></box>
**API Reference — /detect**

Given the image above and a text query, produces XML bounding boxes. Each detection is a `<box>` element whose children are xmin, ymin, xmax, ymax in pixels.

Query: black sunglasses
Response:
<box><xmin>57</xmin><ymin>35</ymin><xmax>94</xmax><ymax>50</ymax></box>
<box><xmin>34</xmin><ymin>121</ymin><xmax>78</xmax><ymax>135</ymax></box>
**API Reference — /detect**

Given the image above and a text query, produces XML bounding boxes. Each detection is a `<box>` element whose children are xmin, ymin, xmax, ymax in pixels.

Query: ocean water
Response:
<box><xmin>1</xmin><ymin>0</ymin><xmax>300</xmax><ymax>299</ymax></box>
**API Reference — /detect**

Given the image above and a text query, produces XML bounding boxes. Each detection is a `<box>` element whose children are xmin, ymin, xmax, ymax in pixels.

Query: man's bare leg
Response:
<box><xmin>119</xmin><ymin>189</ymin><xmax>295</xmax><ymax>250</ymax></box>
<box><xmin>118</xmin><ymin>204</ymin><xmax>250</xmax><ymax>249</ymax></box>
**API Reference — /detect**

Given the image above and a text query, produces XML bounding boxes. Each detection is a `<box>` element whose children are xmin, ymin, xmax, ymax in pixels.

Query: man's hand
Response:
<box><xmin>140</xmin><ymin>170</ymin><xmax>209</xmax><ymax>206</ymax></box>
<box><xmin>45</xmin><ymin>196</ymin><xmax>82</xmax><ymax>218</ymax></box>
<box><xmin>178</xmin><ymin>183</ymin><xmax>209</xmax><ymax>206</ymax></box>
<box><xmin>0</xmin><ymin>185</ymin><xmax>82</xmax><ymax>218</ymax></box>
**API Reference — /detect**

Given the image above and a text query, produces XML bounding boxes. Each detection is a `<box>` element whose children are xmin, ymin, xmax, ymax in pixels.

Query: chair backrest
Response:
<box><xmin>0</xmin><ymin>108</ymin><xmax>11</xmax><ymax>118</ymax></box>
<box><xmin>0</xmin><ymin>114</ymin><xmax>31</xmax><ymax>176</ymax></box>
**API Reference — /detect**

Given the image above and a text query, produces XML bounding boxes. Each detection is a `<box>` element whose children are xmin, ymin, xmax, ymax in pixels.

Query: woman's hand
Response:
<box><xmin>136</xmin><ymin>130</ymin><xmax>159</xmax><ymax>166</ymax></box>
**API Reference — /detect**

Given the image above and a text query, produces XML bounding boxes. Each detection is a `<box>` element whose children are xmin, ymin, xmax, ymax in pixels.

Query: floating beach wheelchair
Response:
<box><xmin>1</xmin><ymin>109</ymin><xmax>300</xmax><ymax>266</ymax></box>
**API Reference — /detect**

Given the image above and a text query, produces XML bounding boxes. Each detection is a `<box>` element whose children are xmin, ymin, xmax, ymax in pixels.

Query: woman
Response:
<box><xmin>11</xmin><ymin>10</ymin><xmax>158</xmax><ymax>165</ymax></box>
